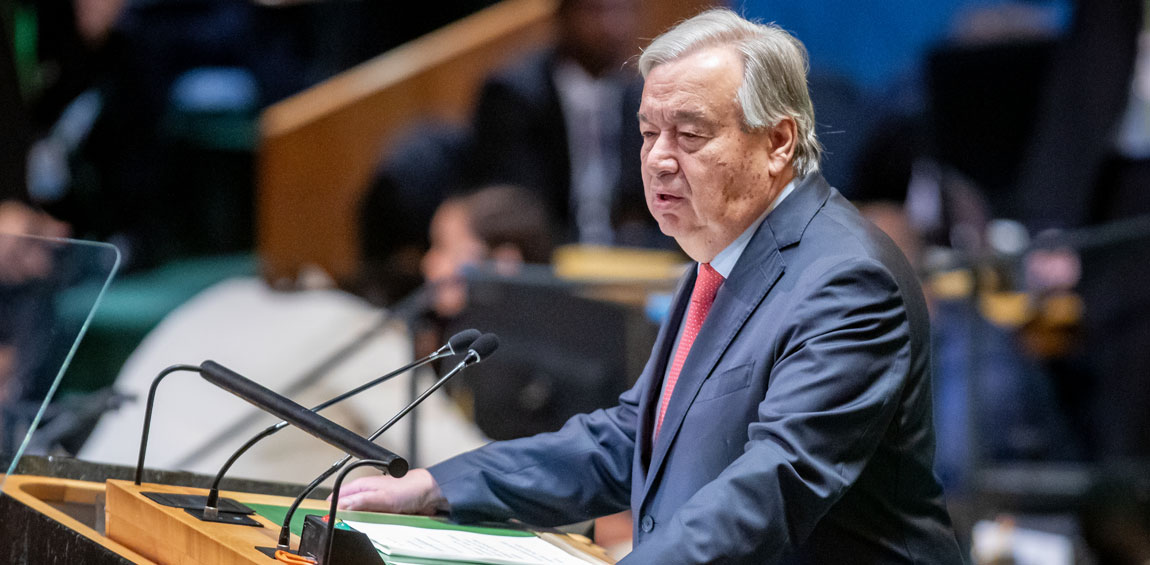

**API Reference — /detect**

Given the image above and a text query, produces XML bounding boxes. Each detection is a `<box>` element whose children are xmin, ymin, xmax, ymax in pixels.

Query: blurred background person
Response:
<box><xmin>358</xmin><ymin>0</ymin><xmax>670</xmax><ymax>305</ymax></box>
<box><xmin>1</xmin><ymin>1</ymin><xmax>71</xmax><ymax>254</ymax></box>
<box><xmin>470</xmin><ymin>0</ymin><xmax>657</xmax><ymax>248</ymax></box>
<box><xmin>1013</xmin><ymin>0</ymin><xmax>1150</xmax><ymax>461</ymax></box>
<box><xmin>414</xmin><ymin>184</ymin><xmax>554</xmax><ymax>358</ymax></box>
<box><xmin>19</xmin><ymin>0</ymin><xmax>498</xmax><ymax>272</ymax></box>
<box><xmin>2</xmin><ymin>1</ymin><xmax>74</xmax><ymax>430</ymax></box>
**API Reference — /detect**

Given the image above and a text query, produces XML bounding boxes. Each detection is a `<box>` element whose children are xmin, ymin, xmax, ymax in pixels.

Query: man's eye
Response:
<box><xmin>680</xmin><ymin>132</ymin><xmax>708</xmax><ymax>146</ymax></box>
<box><xmin>641</xmin><ymin>130</ymin><xmax>658</xmax><ymax>139</ymax></box>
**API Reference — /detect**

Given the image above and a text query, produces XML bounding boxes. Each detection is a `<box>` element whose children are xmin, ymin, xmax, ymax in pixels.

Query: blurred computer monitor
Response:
<box><xmin>444</xmin><ymin>267</ymin><xmax>659</xmax><ymax>440</ymax></box>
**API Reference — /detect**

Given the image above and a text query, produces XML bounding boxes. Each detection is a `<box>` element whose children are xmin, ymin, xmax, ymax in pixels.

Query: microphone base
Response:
<box><xmin>255</xmin><ymin>546</ymin><xmax>291</xmax><ymax>559</ymax></box>
<box><xmin>298</xmin><ymin>514</ymin><xmax>386</xmax><ymax>564</ymax></box>
<box><xmin>183</xmin><ymin>507</ymin><xmax>262</xmax><ymax>527</ymax></box>
<box><xmin>142</xmin><ymin>491</ymin><xmax>256</xmax><ymax>515</ymax></box>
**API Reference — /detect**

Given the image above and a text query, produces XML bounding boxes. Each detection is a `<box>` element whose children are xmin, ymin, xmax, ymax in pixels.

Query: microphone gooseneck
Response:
<box><xmin>276</xmin><ymin>333</ymin><xmax>500</xmax><ymax>550</ymax></box>
<box><xmin>201</xmin><ymin>330</ymin><xmax>479</xmax><ymax>515</ymax></box>
<box><xmin>134</xmin><ymin>364</ymin><xmax>203</xmax><ymax>485</ymax></box>
<box><xmin>321</xmin><ymin>459</ymin><xmax>393</xmax><ymax>565</ymax></box>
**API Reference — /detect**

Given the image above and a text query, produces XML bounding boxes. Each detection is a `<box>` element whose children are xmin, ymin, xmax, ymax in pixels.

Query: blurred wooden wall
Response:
<box><xmin>257</xmin><ymin>0</ymin><xmax>717</xmax><ymax>287</ymax></box>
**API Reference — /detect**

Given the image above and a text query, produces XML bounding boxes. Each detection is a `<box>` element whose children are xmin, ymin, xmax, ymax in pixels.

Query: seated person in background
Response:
<box><xmin>1</xmin><ymin>14</ymin><xmax>71</xmax><ymax>269</ymax></box>
<box><xmin>1</xmin><ymin>19</ymin><xmax>72</xmax><ymax>410</ymax></box>
<box><xmin>0</xmin><ymin>201</ymin><xmax>70</xmax><ymax>410</ymax></box>
<box><xmin>359</xmin><ymin>0</ymin><xmax>668</xmax><ymax>304</ymax></box>
<box><xmin>850</xmin><ymin>118</ymin><xmax>1081</xmax><ymax>489</ymax></box>
<box><xmin>414</xmin><ymin>185</ymin><xmax>553</xmax><ymax>357</ymax></box>
<box><xmin>469</xmin><ymin>0</ymin><xmax>663</xmax><ymax>248</ymax></box>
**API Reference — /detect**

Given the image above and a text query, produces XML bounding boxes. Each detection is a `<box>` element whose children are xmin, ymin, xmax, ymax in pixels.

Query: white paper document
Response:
<box><xmin>343</xmin><ymin>521</ymin><xmax>593</xmax><ymax>565</ymax></box>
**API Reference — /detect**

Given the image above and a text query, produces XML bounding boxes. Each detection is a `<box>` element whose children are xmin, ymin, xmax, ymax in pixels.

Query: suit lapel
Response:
<box><xmin>635</xmin><ymin>269</ymin><xmax>695</xmax><ymax>470</ymax></box>
<box><xmin>638</xmin><ymin>174</ymin><xmax>834</xmax><ymax>503</ymax></box>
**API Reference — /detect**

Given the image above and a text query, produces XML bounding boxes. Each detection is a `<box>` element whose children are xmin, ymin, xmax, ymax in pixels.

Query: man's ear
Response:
<box><xmin>766</xmin><ymin>117</ymin><xmax>797</xmax><ymax>176</ymax></box>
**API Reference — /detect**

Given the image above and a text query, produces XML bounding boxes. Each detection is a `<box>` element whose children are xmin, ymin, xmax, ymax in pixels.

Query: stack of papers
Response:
<box><xmin>343</xmin><ymin>521</ymin><xmax>596</xmax><ymax>565</ymax></box>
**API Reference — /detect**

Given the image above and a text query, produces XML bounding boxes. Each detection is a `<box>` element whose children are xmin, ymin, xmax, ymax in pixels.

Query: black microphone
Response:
<box><xmin>132</xmin><ymin>361</ymin><xmax>409</xmax><ymax>522</ymax></box>
<box><xmin>273</xmin><ymin>333</ymin><xmax>500</xmax><ymax>551</ymax></box>
<box><xmin>199</xmin><ymin>330</ymin><xmax>480</xmax><ymax>517</ymax></box>
<box><xmin>198</xmin><ymin>361</ymin><xmax>409</xmax><ymax>477</ymax></box>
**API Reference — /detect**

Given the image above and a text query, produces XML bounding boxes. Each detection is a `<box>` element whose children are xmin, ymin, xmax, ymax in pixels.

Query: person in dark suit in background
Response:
<box><xmin>1015</xmin><ymin>0</ymin><xmax>1150</xmax><ymax>459</ymax></box>
<box><xmin>1</xmin><ymin>4</ymin><xmax>28</xmax><ymax>207</ymax></box>
<box><xmin>0</xmin><ymin>6</ymin><xmax>69</xmax><ymax>282</ymax></box>
<box><xmin>469</xmin><ymin>0</ymin><xmax>659</xmax><ymax>248</ymax></box>
<box><xmin>358</xmin><ymin>0</ymin><xmax>665</xmax><ymax>304</ymax></box>
<box><xmin>1</xmin><ymin>12</ymin><xmax>70</xmax><ymax>423</ymax></box>
<box><xmin>334</xmin><ymin>10</ymin><xmax>961</xmax><ymax>563</ymax></box>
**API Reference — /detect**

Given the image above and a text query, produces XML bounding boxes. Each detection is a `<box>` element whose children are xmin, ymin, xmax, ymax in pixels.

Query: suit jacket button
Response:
<box><xmin>640</xmin><ymin>515</ymin><xmax>654</xmax><ymax>532</ymax></box>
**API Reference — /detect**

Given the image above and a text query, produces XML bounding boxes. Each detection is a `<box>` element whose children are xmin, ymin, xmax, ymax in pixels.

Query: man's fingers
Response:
<box><xmin>334</xmin><ymin>477</ymin><xmax>392</xmax><ymax>511</ymax></box>
<box><xmin>338</xmin><ymin>490</ymin><xmax>395</xmax><ymax>512</ymax></box>
<box><xmin>337</xmin><ymin>493</ymin><xmax>367</xmax><ymax>511</ymax></box>
<box><xmin>329</xmin><ymin>469</ymin><xmax>441</xmax><ymax>514</ymax></box>
<box><xmin>338</xmin><ymin>476</ymin><xmax>387</xmax><ymax>497</ymax></box>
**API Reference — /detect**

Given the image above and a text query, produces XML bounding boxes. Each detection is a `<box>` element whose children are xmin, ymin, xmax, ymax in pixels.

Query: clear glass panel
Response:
<box><xmin>0</xmin><ymin>233</ymin><xmax>120</xmax><ymax>489</ymax></box>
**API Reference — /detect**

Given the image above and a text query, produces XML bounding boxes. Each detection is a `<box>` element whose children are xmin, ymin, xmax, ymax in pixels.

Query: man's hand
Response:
<box><xmin>333</xmin><ymin>468</ymin><xmax>448</xmax><ymax>515</ymax></box>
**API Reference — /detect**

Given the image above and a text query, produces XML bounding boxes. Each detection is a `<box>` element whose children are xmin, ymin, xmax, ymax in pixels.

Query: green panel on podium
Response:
<box><xmin>248</xmin><ymin>502</ymin><xmax>535</xmax><ymax>539</ymax></box>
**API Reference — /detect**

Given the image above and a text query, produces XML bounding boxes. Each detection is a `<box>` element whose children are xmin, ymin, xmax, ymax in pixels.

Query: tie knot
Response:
<box><xmin>693</xmin><ymin>263</ymin><xmax>724</xmax><ymax>304</ymax></box>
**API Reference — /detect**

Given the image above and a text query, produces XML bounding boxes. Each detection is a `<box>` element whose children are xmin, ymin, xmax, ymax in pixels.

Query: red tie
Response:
<box><xmin>655</xmin><ymin>263</ymin><xmax>724</xmax><ymax>438</ymax></box>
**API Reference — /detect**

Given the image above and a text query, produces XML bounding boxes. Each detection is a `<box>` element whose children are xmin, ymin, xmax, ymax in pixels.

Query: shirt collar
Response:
<box><xmin>708</xmin><ymin>177</ymin><xmax>797</xmax><ymax>279</ymax></box>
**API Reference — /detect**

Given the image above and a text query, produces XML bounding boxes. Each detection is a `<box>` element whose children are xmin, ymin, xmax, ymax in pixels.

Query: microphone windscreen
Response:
<box><xmin>447</xmin><ymin>329</ymin><xmax>481</xmax><ymax>353</ymax></box>
<box><xmin>470</xmin><ymin>334</ymin><xmax>500</xmax><ymax>360</ymax></box>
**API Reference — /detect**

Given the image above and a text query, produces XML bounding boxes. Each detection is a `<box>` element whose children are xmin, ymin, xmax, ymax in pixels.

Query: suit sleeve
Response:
<box><xmin>623</xmin><ymin>257</ymin><xmax>912</xmax><ymax>563</ymax></box>
<box><xmin>428</xmin><ymin>374</ymin><xmax>641</xmax><ymax>526</ymax></box>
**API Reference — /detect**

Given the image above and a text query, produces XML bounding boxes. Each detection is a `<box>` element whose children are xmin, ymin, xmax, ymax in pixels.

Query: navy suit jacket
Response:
<box><xmin>430</xmin><ymin>174</ymin><xmax>962</xmax><ymax>563</ymax></box>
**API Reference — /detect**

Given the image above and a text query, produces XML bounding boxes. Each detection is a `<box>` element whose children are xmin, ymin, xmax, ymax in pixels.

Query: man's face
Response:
<box><xmin>639</xmin><ymin>46</ymin><xmax>794</xmax><ymax>261</ymax></box>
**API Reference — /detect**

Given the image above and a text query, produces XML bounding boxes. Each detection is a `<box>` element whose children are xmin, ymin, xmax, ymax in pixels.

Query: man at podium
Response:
<box><xmin>336</xmin><ymin>9</ymin><xmax>963</xmax><ymax>563</ymax></box>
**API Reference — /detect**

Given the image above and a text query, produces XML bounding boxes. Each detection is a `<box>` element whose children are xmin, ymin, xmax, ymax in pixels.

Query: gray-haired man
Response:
<box><xmin>336</xmin><ymin>9</ymin><xmax>962</xmax><ymax>563</ymax></box>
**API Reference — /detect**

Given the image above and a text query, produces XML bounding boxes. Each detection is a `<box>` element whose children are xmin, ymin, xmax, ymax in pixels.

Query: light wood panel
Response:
<box><xmin>104</xmin><ymin>479</ymin><xmax>327</xmax><ymax>565</ymax></box>
<box><xmin>257</xmin><ymin>0</ymin><xmax>557</xmax><ymax>287</ymax></box>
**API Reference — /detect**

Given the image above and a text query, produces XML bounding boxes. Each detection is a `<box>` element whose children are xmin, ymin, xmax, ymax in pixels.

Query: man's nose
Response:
<box><xmin>645</xmin><ymin>135</ymin><xmax>679</xmax><ymax>176</ymax></box>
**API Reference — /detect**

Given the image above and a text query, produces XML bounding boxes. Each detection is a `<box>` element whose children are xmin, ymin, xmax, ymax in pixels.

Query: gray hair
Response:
<box><xmin>639</xmin><ymin>9</ymin><xmax>822</xmax><ymax>175</ymax></box>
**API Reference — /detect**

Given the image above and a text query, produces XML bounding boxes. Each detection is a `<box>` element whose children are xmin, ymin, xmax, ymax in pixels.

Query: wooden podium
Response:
<box><xmin>2</xmin><ymin>474</ymin><xmax>613</xmax><ymax>564</ymax></box>
<box><xmin>104</xmin><ymin>479</ymin><xmax>325</xmax><ymax>564</ymax></box>
<box><xmin>1</xmin><ymin>475</ymin><xmax>324</xmax><ymax>564</ymax></box>
<box><xmin>1</xmin><ymin>475</ymin><xmax>154</xmax><ymax>564</ymax></box>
